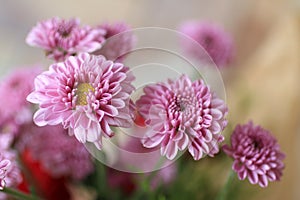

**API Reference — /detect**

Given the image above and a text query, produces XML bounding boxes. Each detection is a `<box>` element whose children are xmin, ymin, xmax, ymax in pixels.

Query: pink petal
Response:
<box><xmin>162</xmin><ymin>141</ymin><xmax>178</xmax><ymax>160</ymax></box>
<box><xmin>74</xmin><ymin>126</ymin><xmax>87</xmax><ymax>143</ymax></box>
<box><xmin>33</xmin><ymin>109</ymin><xmax>48</xmax><ymax>126</ymax></box>
<box><xmin>258</xmin><ymin>175</ymin><xmax>268</xmax><ymax>187</ymax></box>
<box><xmin>143</xmin><ymin>133</ymin><xmax>165</xmax><ymax>148</ymax></box>
<box><xmin>248</xmin><ymin>171</ymin><xmax>259</xmax><ymax>184</ymax></box>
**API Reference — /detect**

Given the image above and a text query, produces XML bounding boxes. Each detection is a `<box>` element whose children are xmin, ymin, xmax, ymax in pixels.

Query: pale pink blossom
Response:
<box><xmin>179</xmin><ymin>21</ymin><xmax>234</xmax><ymax>68</ymax></box>
<box><xmin>0</xmin><ymin>67</ymin><xmax>41</xmax><ymax>127</ymax></box>
<box><xmin>26</xmin><ymin>17</ymin><xmax>106</xmax><ymax>61</ymax></box>
<box><xmin>223</xmin><ymin>121</ymin><xmax>285</xmax><ymax>187</ymax></box>
<box><xmin>136</xmin><ymin>75</ymin><xmax>228</xmax><ymax>160</ymax></box>
<box><xmin>94</xmin><ymin>22</ymin><xmax>135</xmax><ymax>62</ymax></box>
<box><xmin>27</xmin><ymin>53</ymin><xmax>135</xmax><ymax>149</ymax></box>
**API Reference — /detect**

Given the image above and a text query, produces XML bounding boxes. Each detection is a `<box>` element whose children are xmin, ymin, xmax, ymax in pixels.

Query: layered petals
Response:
<box><xmin>27</xmin><ymin>53</ymin><xmax>135</xmax><ymax>149</ymax></box>
<box><xmin>223</xmin><ymin>121</ymin><xmax>285</xmax><ymax>187</ymax></box>
<box><xmin>136</xmin><ymin>75</ymin><xmax>228</xmax><ymax>160</ymax></box>
<box><xmin>26</xmin><ymin>17</ymin><xmax>106</xmax><ymax>61</ymax></box>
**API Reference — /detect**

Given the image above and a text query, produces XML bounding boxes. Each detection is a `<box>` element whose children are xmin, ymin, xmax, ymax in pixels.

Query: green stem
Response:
<box><xmin>95</xmin><ymin>160</ymin><xmax>107</xmax><ymax>198</ymax></box>
<box><xmin>1</xmin><ymin>187</ymin><xmax>40</xmax><ymax>200</ymax></box>
<box><xmin>216</xmin><ymin>170</ymin><xmax>235</xmax><ymax>200</ymax></box>
<box><xmin>132</xmin><ymin>156</ymin><xmax>166</xmax><ymax>200</ymax></box>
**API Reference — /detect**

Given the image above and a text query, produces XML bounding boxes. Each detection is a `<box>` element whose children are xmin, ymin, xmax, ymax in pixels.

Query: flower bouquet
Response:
<box><xmin>0</xmin><ymin>17</ymin><xmax>285</xmax><ymax>200</ymax></box>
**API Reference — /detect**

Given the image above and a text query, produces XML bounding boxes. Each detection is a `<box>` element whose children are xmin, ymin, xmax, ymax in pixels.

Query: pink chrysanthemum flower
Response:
<box><xmin>18</xmin><ymin>124</ymin><xmax>94</xmax><ymax>180</ymax></box>
<box><xmin>0</xmin><ymin>156</ymin><xmax>10</xmax><ymax>190</ymax></box>
<box><xmin>27</xmin><ymin>53</ymin><xmax>135</xmax><ymax>149</ymax></box>
<box><xmin>0</xmin><ymin>67</ymin><xmax>41</xmax><ymax>127</ymax></box>
<box><xmin>136</xmin><ymin>75</ymin><xmax>228</xmax><ymax>160</ymax></box>
<box><xmin>179</xmin><ymin>21</ymin><xmax>234</xmax><ymax>68</ymax></box>
<box><xmin>0</xmin><ymin>151</ymin><xmax>22</xmax><ymax>189</ymax></box>
<box><xmin>26</xmin><ymin>17</ymin><xmax>106</xmax><ymax>61</ymax></box>
<box><xmin>0</xmin><ymin>134</ymin><xmax>22</xmax><ymax>198</ymax></box>
<box><xmin>223</xmin><ymin>121</ymin><xmax>285</xmax><ymax>187</ymax></box>
<box><xmin>93</xmin><ymin>22</ymin><xmax>135</xmax><ymax>62</ymax></box>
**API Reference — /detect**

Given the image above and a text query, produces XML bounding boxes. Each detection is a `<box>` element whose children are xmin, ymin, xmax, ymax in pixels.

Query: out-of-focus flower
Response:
<box><xmin>179</xmin><ymin>21</ymin><xmax>234</xmax><ymax>68</ymax></box>
<box><xmin>101</xmin><ymin>22</ymin><xmax>131</xmax><ymax>39</ymax></box>
<box><xmin>149</xmin><ymin>164</ymin><xmax>177</xmax><ymax>190</ymax></box>
<box><xmin>136</xmin><ymin>75</ymin><xmax>228</xmax><ymax>160</ymax></box>
<box><xmin>27</xmin><ymin>53</ymin><xmax>135</xmax><ymax>149</ymax></box>
<box><xmin>0</xmin><ymin>67</ymin><xmax>41</xmax><ymax>129</ymax></box>
<box><xmin>94</xmin><ymin>22</ymin><xmax>135</xmax><ymax>62</ymax></box>
<box><xmin>26</xmin><ymin>17</ymin><xmax>106</xmax><ymax>61</ymax></box>
<box><xmin>223</xmin><ymin>121</ymin><xmax>285</xmax><ymax>187</ymax></box>
<box><xmin>18</xmin><ymin>124</ymin><xmax>94</xmax><ymax>180</ymax></box>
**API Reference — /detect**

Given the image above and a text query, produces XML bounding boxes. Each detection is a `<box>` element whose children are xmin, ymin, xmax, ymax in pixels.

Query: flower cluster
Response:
<box><xmin>0</xmin><ymin>16</ymin><xmax>286</xmax><ymax>200</ymax></box>
<box><xmin>0</xmin><ymin>65</ymin><xmax>95</xmax><ymax>198</ymax></box>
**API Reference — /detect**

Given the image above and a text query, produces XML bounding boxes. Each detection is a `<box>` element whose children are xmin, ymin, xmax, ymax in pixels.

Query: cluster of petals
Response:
<box><xmin>17</xmin><ymin>124</ymin><xmax>94</xmax><ymax>180</ymax></box>
<box><xmin>27</xmin><ymin>53</ymin><xmax>135</xmax><ymax>149</ymax></box>
<box><xmin>223</xmin><ymin>121</ymin><xmax>285</xmax><ymax>187</ymax></box>
<box><xmin>26</xmin><ymin>17</ymin><xmax>106</xmax><ymax>61</ymax></box>
<box><xmin>136</xmin><ymin>75</ymin><xmax>228</xmax><ymax>160</ymax></box>
<box><xmin>179</xmin><ymin>21</ymin><xmax>234</xmax><ymax>68</ymax></box>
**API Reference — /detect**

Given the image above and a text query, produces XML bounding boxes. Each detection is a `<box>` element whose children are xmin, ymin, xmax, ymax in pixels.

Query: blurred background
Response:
<box><xmin>0</xmin><ymin>0</ymin><xmax>299</xmax><ymax>199</ymax></box>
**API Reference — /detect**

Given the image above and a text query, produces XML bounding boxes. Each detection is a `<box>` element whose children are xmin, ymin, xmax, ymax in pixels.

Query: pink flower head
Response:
<box><xmin>136</xmin><ymin>75</ymin><xmax>228</xmax><ymax>160</ymax></box>
<box><xmin>0</xmin><ymin>156</ymin><xmax>10</xmax><ymax>190</ymax></box>
<box><xmin>27</xmin><ymin>53</ymin><xmax>135</xmax><ymax>149</ymax></box>
<box><xmin>94</xmin><ymin>22</ymin><xmax>135</xmax><ymax>62</ymax></box>
<box><xmin>18</xmin><ymin>124</ymin><xmax>94</xmax><ymax>180</ymax></box>
<box><xmin>0</xmin><ymin>136</ymin><xmax>22</xmax><ymax>198</ymax></box>
<box><xmin>0</xmin><ymin>66</ymin><xmax>41</xmax><ymax>126</ymax></box>
<box><xmin>179</xmin><ymin>21</ymin><xmax>234</xmax><ymax>68</ymax></box>
<box><xmin>223</xmin><ymin>121</ymin><xmax>285</xmax><ymax>187</ymax></box>
<box><xmin>0</xmin><ymin>151</ymin><xmax>22</xmax><ymax>190</ymax></box>
<box><xmin>26</xmin><ymin>17</ymin><xmax>106</xmax><ymax>61</ymax></box>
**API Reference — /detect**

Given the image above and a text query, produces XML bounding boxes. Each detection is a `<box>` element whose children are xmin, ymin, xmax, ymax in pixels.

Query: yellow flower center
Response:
<box><xmin>76</xmin><ymin>83</ymin><xmax>95</xmax><ymax>106</ymax></box>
